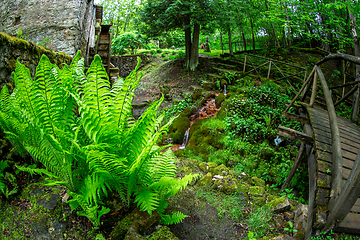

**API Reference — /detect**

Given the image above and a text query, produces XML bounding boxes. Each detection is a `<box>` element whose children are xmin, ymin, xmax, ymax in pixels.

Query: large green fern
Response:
<box><xmin>0</xmin><ymin>51</ymin><xmax>198</xmax><ymax>227</ymax></box>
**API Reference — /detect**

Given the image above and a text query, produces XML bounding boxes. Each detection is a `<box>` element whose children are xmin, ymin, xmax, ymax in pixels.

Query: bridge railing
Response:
<box><xmin>283</xmin><ymin>52</ymin><xmax>360</xmax><ymax>234</ymax></box>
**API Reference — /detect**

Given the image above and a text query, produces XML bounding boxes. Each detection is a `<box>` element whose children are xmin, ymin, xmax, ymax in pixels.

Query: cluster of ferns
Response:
<box><xmin>0</xmin><ymin>51</ymin><xmax>197</xmax><ymax>227</ymax></box>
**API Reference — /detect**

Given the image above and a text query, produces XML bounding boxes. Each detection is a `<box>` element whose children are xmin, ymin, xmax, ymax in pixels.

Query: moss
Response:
<box><xmin>215</xmin><ymin>93</ymin><xmax>226</xmax><ymax>108</ymax></box>
<box><xmin>249</xmin><ymin>186</ymin><xmax>265</xmax><ymax>196</ymax></box>
<box><xmin>110</xmin><ymin>215</ymin><xmax>134</xmax><ymax>239</ymax></box>
<box><xmin>192</xmin><ymin>88</ymin><xmax>204</xmax><ymax>101</ymax></box>
<box><xmin>147</xmin><ymin>226</ymin><xmax>179</xmax><ymax>240</ymax></box>
<box><xmin>198</xmin><ymin>173</ymin><xmax>213</xmax><ymax>186</ymax></box>
<box><xmin>251</xmin><ymin>177</ymin><xmax>265</xmax><ymax>187</ymax></box>
<box><xmin>212</xmin><ymin>164</ymin><xmax>228</xmax><ymax>175</ymax></box>
<box><xmin>182</xmin><ymin>106</ymin><xmax>196</xmax><ymax>118</ymax></box>
<box><xmin>168</xmin><ymin>116</ymin><xmax>190</xmax><ymax>144</ymax></box>
<box><xmin>266</xmin><ymin>197</ymin><xmax>286</xmax><ymax>208</ymax></box>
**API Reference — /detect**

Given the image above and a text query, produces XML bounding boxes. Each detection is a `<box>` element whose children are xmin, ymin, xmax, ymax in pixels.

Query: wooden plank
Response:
<box><xmin>317</xmin><ymin>188</ymin><xmax>330</xmax><ymax>206</ymax></box>
<box><xmin>317</xmin><ymin>159</ymin><xmax>352</xmax><ymax>179</ymax></box>
<box><xmin>334</xmin><ymin>212</ymin><xmax>360</xmax><ymax>234</ymax></box>
<box><xmin>277</xmin><ymin>126</ymin><xmax>313</xmax><ymax>144</ymax></box>
<box><xmin>313</xmin><ymin>129</ymin><xmax>360</xmax><ymax>149</ymax></box>
<box><xmin>305</xmin><ymin>151</ymin><xmax>317</xmax><ymax>239</ymax></box>
<box><xmin>317</xmin><ymin>151</ymin><xmax>355</xmax><ymax>170</ymax></box>
<box><xmin>314</xmin><ymin>135</ymin><xmax>360</xmax><ymax>155</ymax></box>
<box><xmin>308</xmin><ymin>106</ymin><xmax>360</xmax><ymax>128</ymax></box>
<box><xmin>311</xmin><ymin>116</ymin><xmax>360</xmax><ymax>132</ymax></box>
<box><xmin>283</xmin><ymin>112</ymin><xmax>310</xmax><ymax>124</ymax></box>
<box><xmin>311</xmin><ymin>122</ymin><xmax>360</xmax><ymax>141</ymax></box>
<box><xmin>350</xmin><ymin>198</ymin><xmax>360</xmax><ymax>213</ymax></box>
<box><xmin>315</xmin><ymin>141</ymin><xmax>358</xmax><ymax>160</ymax></box>
<box><xmin>325</xmin><ymin>149</ymin><xmax>360</xmax><ymax>233</ymax></box>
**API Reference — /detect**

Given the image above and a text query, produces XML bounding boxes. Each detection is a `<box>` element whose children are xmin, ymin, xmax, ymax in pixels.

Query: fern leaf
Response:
<box><xmin>70</xmin><ymin>50</ymin><xmax>82</xmax><ymax>72</ymax></box>
<box><xmin>134</xmin><ymin>189</ymin><xmax>159</xmax><ymax>215</ymax></box>
<box><xmin>160</xmin><ymin>212</ymin><xmax>188</xmax><ymax>225</ymax></box>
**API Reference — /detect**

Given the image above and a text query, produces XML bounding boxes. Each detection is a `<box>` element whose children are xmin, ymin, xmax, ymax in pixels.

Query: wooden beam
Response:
<box><xmin>246</xmin><ymin>56</ymin><xmax>261</xmax><ymax>78</ymax></box>
<box><xmin>316</xmin><ymin>65</ymin><xmax>343</xmax><ymax>209</ymax></box>
<box><xmin>277</xmin><ymin>126</ymin><xmax>313</xmax><ymax>144</ymax></box>
<box><xmin>243</xmin><ymin>55</ymin><xmax>247</xmax><ymax>72</ymax></box>
<box><xmin>316</xmin><ymin>52</ymin><xmax>360</xmax><ymax>66</ymax></box>
<box><xmin>267</xmin><ymin>61</ymin><xmax>272</xmax><ymax>79</ymax></box>
<box><xmin>306</xmin><ymin>150</ymin><xmax>317</xmax><ymax>239</ymax></box>
<box><xmin>334</xmin><ymin>85</ymin><xmax>358</xmax><ymax>107</ymax></box>
<box><xmin>283</xmin><ymin>66</ymin><xmax>316</xmax><ymax>114</ymax></box>
<box><xmin>246</xmin><ymin>53</ymin><xmax>306</xmax><ymax>70</ymax></box>
<box><xmin>281</xmin><ymin>144</ymin><xmax>306</xmax><ymax>192</ymax></box>
<box><xmin>351</xmin><ymin>85</ymin><xmax>360</xmax><ymax>123</ymax></box>
<box><xmin>329</xmin><ymin>80</ymin><xmax>360</xmax><ymax>89</ymax></box>
<box><xmin>310</xmin><ymin>71</ymin><xmax>318</xmax><ymax>107</ymax></box>
<box><xmin>272</xmin><ymin>62</ymin><xmax>285</xmax><ymax>77</ymax></box>
<box><xmin>283</xmin><ymin>112</ymin><xmax>310</xmax><ymax>124</ymax></box>
<box><xmin>324</xmin><ymin>149</ymin><xmax>360</xmax><ymax>233</ymax></box>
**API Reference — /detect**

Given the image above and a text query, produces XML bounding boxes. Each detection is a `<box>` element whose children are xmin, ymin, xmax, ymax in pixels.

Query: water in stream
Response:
<box><xmin>172</xmin><ymin>94</ymin><xmax>221</xmax><ymax>151</ymax></box>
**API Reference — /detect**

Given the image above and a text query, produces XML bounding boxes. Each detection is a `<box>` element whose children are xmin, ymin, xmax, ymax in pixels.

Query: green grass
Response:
<box><xmin>199</xmin><ymin>49</ymin><xmax>230</xmax><ymax>57</ymax></box>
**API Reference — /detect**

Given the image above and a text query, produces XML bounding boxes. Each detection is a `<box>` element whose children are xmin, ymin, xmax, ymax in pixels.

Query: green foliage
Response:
<box><xmin>284</xmin><ymin>221</ymin><xmax>298</xmax><ymax>234</ymax></box>
<box><xmin>0</xmin><ymin>161</ymin><xmax>18</xmax><ymax>199</ymax></box>
<box><xmin>246</xmin><ymin>205</ymin><xmax>272</xmax><ymax>238</ymax></box>
<box><xmin>112</xmin><ymin>32</ymin><xmax>149</xmax><ymax>55</ymax></box>
<box><xmin>0</xmin><ymin>51</ymin><xmax>197</xmax><ymax>226</ymax></box>
<box><xmin>164</xmin><ymin>98</ymin><xmax>193</xmax><ymax>119</ymax></box>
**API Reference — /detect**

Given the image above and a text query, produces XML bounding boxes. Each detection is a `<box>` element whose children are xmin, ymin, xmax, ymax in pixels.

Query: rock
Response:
<box><xmin>213</xmin><ymin>175</ymin><xmax>224</xmax><ymax>180</ymax></box>
<box><xmin>249</xmin><ymin>186</ymin><xmax>265</xmax><ymax>196</ymax></box>
<box><xmin>293</xmin><ymin>204</ymin><xmax>307</xmax><ymax>240</ymax></box>
<box><xmin>241</xmin><ymin>172</ymin><xmax>247</xmax><ymax>177</ymax></box>
<box><xmin>124</xmin><ymin>227</ymin><xmax>146</xmax><ymax>240</ymax></box>
<box><xmin>168</xmin><ymin>115</ymin><xmax>190</xmax><ymax>144</ymax></box>
<box><xmin>147</xmin><ymin>225</ymin><xmax>179</xmax><ymax>240</ymax></box>
<box><xmin>251</xmin><ymin>176</ymin><xmax>265</xmax><ymax>187</ymax></box>
<box><xmin>198</xmin><ymin>173</ymin><xmax>213</xmax><ymax>186</ymax></box>
<box><xmin>38</xmin><ymin>194</ymin><xmax>59</xmax><ymax>211</ymax></box>
<box><xmin>110</xmin><ymin>208</ymin><xmax>160</xmax><ymax>239</ymax></box>
<box><xmin>201</xmin><ymin>80</ymin><xmax>213</xmax><ymax>91</ymax></box>
<box><xmin>221</xmin><ymin>170</ymin><xmax>228</xmax><ymax>175</ymax></box>
<box><xmin>215</xmin><ymin>93</ymin><xmax>226</xmax><ymax>108</ymax></box>
<box><xmin>212</xmin><ymin>164</ymin><xmax>228</xmax><ymax>175</ymax></box>
<box><xmin>170</xmin><ymin>46</ymin><xmax>175</xmax><ymax>49</ymax></box>
<box><xmin>272</xmin><ymin>197</ymin><xmax>291</xmax><ymax>214</ymax></box>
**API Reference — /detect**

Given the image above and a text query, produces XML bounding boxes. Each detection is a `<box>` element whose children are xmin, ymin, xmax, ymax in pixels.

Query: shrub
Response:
<box><xmin>112</xmin><ymin>32</ymin><xmax>149</xmax><ymax>55</ymax></box>
<box><xmin>0</xmin><ymin>51</ymin><xmax>197</xmax><ymax>227</ymax></box>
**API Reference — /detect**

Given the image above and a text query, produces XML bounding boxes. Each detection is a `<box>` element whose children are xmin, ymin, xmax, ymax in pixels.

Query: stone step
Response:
<box><xmin>207</xmin><ymin>73</ymin><xmax>221</xmax><ymax>79</ymax></box>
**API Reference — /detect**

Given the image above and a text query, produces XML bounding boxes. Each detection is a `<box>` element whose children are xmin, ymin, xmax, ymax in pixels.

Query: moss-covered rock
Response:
<box><xmin>212</xmin><ymin>164</ymin><xmax>228</xmax><ymax>175</ymax></box>
<box><xmin>168</xmin><ymin>116</ymin><xmax>190</xmax><ymax>144</ymax></box>
<box><xmin>182</xmin><ymin>106</ymin><xmax>196</xmax><ymax>118</ymax></box>
<box><xmin>249</xmin><ymin>186</ymin><xmax>265</xmax><ymax>196</ymax></box>
<box><xmin>198</xmin><ymin>172</ymin><xmax>213</xmax><ymax>186</ymax></box>
<box><xmin>110</xmin><ymin>208</ymin><xmax>160</xmax><ymax>239</ymax></box>
<box><xmin>192</xmin><ymin>88</ymin><xmax>204</xmax><ymax>101</ymax></box>
<box><xmin>147</xmin><ymin>226</ymin><xmax>179</xmax><ymax>240</ymax></box>
<box><xmin>251</xmin><ymin>176</ymin><xmax>265</xmax><ymax>187</ymax></box>
<box><xmin>215</xmin><ymin>93</ymin><xmax>226</xmax><ymax>108</ymax></box>
<box><xmin>124</xmin><ymin>227</ymin><xmax>146</xmax><ymax>240</ymax></box>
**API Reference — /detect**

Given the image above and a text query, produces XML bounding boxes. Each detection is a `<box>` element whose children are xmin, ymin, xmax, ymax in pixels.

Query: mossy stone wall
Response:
<box><xmin>111</xmin><ymin>55</ymin><xmax>150</xmax><ymax>78</ymax></box>
<box><xmin>0</xmin><ymin>0</ymin><xmax>94</xmax><ymax>56</ymax></box>
<box><xmin>0</xmin><ymin>31</ymin><xmax>72</xmax><ymax>86</ymax></box>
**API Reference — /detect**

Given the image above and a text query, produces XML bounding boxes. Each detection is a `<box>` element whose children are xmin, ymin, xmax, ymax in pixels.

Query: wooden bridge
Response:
<box><xmin>278</xmin><ymin>53</ymin><xmax>360</xmax><ymax>238</ymax></box>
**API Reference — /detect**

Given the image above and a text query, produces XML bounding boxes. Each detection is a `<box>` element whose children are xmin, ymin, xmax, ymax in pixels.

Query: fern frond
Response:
<box><xmin>70</xmin><ymin>50</ymin><xmax>82</xmax><ymax>72</ymax></box>
<box><xmin>83</xmin><ymin>55</ymin><xmax>112</xmax><ymax>122</ymax></box>
<box><xmin>134</xmin><ymin>189</ymin><xmax>159</xmax><ymax>215</ymax></box>
<box><xmin>160</xmin><ymin>212</ymin><xmax>188</xmax><ymax>225</ymax></box>
<box><xmin>164</xmin><ymin>174</ymin><xmax>199</xmax><ymax>198</ymax></box>
<box><xmin>15</xmin><ymin>164</ymin><xmax>59</xmax><ymax>178</ymax></box>
<box><xmin>112</xmin><ymin>57</ymin><xmax>142</xmax><ymax>130</ymax></box>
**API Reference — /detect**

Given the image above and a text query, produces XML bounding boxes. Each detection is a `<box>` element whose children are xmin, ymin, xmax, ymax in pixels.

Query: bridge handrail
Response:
<box><xmin>316</xmin><ymin>66</ymin><xmax>343</xmax><ymax>209</ymax></box>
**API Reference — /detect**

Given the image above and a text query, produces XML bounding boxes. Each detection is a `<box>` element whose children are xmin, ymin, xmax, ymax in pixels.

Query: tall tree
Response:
<box><xmin>139</xmin><ymin>0</ymin><xmax>214</xmax><ymax>71</ymax></box>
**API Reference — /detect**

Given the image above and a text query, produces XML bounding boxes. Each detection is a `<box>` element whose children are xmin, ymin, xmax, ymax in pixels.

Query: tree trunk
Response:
<box><xmin>348</xmin><ymin>2</ymin><xmax>360</xmax><ymax>122</ymax></box>
<box><xmin>220</xmin><ymin>31</ymin><xmax>224</xmax><ymax>54</ymax></box>
<box><xmin>184</xmin><ymin>24</ymin><xmax>192</xmax><ymax>70</ymax></box>
<box><xmin>242</xmin><ymin>32</ymin><xmax>247</xmax><ymax>51</ymax></box>
<box><xmin>189</xmin><ymin>23</ymin><xmax>200</xmax><ymax>71</ymax></box>
<box><xmin>249</xmin><ymin>13</ymin><xmax>256</xmax><ymax>52</ymax></box>
<box><xmin>228</xmin><ymin>28</ymin><xmax>233</xmax><ymax>55</ymax></box>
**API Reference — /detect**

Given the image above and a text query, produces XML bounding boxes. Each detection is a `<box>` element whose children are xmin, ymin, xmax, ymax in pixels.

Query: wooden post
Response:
<box><xmin>341</xmin><ymin>60</ymin><xmax>346</xmax><ymax>97</ymax></box>
<box><xmin>247</xmin><ymin>57</ymin><xmax>261</xmax><ymax>78</ymax></box>
<box><xmin>316</xmin><ymin>65</ymin><xmax>343</xmax><ymax>209</ymax></box>
<box><xmin>334</xmin><ymin>85</ymin><xmax>358</xmax><ymax>107</ymax></box>
<box><xmin>301</xmin><ymin>67</ymin><xmax>316</xmax><ymax>101</ymax></box>
<box><xmin>310</xmin><ymin>71</ymin><xmax>318</xmax><ymax>107</ymax></box>
<box><xmin>243</xmin><ymin>55</ymin><xmax>247</xmax><ymax>73</ymax></box>
<box><xmin>283</xmin><ymin>66</ymin><xmax>316</xmax><ymax>114</ymax></box>
<box><xmin>271</xmin><ymin>62</ymin><xmax>285</xmax><ymax>77</ymax></box>
<box><xmin>351</xmin><ymin>84</ymin><xmax>360</xmax><ymax>123</ymax></box>
<box><xmin>281</xmin><ymin>144</ymin><xmax>305</xmax><ymax>192</ymax></box>
<box><xmin>267</xmin><ymin>61</ymin><xmax>272</xmax><ymax>79</ymax></box>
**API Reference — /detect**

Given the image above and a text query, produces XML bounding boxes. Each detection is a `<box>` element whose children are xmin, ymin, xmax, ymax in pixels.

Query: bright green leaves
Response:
<box><xmin>0</xmin><ymin>52</ymin><xmax>196</xmax><ymax>228</ymax></box>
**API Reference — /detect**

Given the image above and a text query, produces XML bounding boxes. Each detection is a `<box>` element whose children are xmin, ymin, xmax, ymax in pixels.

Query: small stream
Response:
<box><xmin>172</xmin><ymin>94</ymin><xmax>221</xmax><ymax>151</ymax></box>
